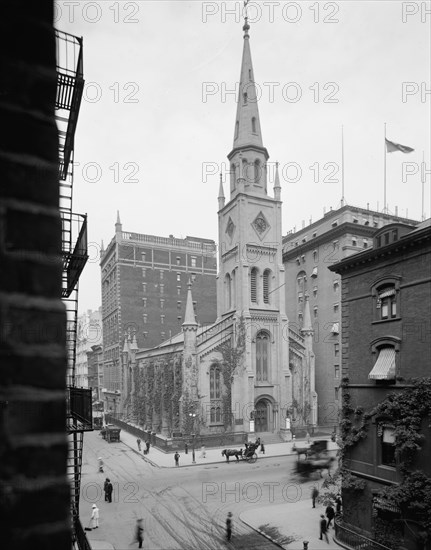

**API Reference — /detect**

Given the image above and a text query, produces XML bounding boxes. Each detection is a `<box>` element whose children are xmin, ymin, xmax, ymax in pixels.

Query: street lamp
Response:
<box><xmin>188</xmin><ymin>412</ymin><xmax>197</xmax><ymax>463</ymax></box>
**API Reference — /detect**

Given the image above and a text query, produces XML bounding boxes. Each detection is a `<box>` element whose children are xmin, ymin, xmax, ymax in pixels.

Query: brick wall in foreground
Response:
<box><xmin>0</xmin><ymin>3</ymin><xmax>70</xmax><ymax>549</ymax></box>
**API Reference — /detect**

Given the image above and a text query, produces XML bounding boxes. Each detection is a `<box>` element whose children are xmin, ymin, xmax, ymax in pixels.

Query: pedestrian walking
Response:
<box><xmin>91</xmin><ymin>504</ymin><xmax>99</xmax><ymax>529</ymax></box>
<box><xmin>98</xmin><ymin>457</ymin><xmax>104</xmax><ymax>473</ymax></box>
<box><xmin>335</xmin><ymin>494</ymin><xmax>342</xmax><ymax>515</ymax></box>
<box><xmin>134</xmin><ymin>518</ymin><xmax>144</xmax><ymax>548</ymax></box>
<box><xmin>260</xmin><ymin>439</ymin><xmax>265</xmax><ymax>454</ymax></box>
<box><xmin>174</xmin><ymin>451</ymin><xmax>180</xmax><ymax>467</ymax></box>
<box><xmin>185</xmin><ymin>442</ymin><xmax>188</xmax><ymax>454</ymax></box>
<box><xmin>145</xmin><ymin>441</ymin><xmax>150</xmax><ymax>455</ymax></box>
<box><xmin>226</xmin><ymin>511</ymin><xmax>233</xmax><ymax>541</ymax></box>
<box><xmin>200</xmin><ymin>445</ymin><xmax>206</xmax><ymax>458</ymax></box>
<box><xmin>105</xmin><ymin>478</ymin><xmax>113</xmax><ymax>503</ymax></box>
<box><xmin>319</xmin><ymin>514</ymin><xmax>328</xmax><ymax>543</ymax></box>
<box><xmin>311</xmin><ymin>486</ymin><xmax>319</xmax><ymax>508</ymax></box>
<box><xmin>104</xmin><ymin>478</ymin><xmax>110</xmax><ymax>501</ymax></box>
<box><xmin>325</xmin><ymin>503</ymin><xmax>335</xmax><ymax>528</ymax></box>
<box><xmin>136</xmin><ymin>438</ymin><xmax>141</xmax><ymax>451</ymax></box>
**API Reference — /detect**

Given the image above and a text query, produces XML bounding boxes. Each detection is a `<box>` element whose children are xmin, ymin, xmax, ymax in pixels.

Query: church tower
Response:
<box><xmin>217</xmin><ymin>17</ymin><xmax>290</xmax><ymax>434</ymax></box>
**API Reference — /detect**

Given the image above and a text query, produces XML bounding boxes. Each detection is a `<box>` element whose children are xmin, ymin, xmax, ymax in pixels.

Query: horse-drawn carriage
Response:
<box><xmin>294</xmin><ymin>439</ymin><xmax>335</xmax><ymax>479</ymax></box>
<box><xmin>222</xmin><ymin>441</ymin><xmax>259</xmax><ymax>463</ymax></box>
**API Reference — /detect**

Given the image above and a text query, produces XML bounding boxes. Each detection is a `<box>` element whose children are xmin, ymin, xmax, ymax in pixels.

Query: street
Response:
<box><xmin>80</xmin><ymin>431</ymin><xmax>320</xmax><ymax>549</ymax></box>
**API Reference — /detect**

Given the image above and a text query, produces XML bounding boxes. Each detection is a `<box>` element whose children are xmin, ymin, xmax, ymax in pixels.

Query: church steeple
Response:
<box><xmin>228</xmin><ymin>14</ymin><xmax>269</xmax><ymax>198</ymax></box>
<box><xmin>232</xmin><ymin>19</ymin><xmax>263</xmax><ymax>150</ymax></box>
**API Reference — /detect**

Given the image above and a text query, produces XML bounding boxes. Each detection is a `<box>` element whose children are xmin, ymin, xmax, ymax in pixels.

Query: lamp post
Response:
<box><xmin>188</xmin><ymin>412</ymin><xmax>197</xmax><ymax>463</ymax></box>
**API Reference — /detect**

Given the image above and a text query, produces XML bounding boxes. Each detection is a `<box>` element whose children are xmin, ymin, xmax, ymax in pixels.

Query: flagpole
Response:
<box><xmin>384</xmin><ymin>122</ymin><xmax>387</xmax><ymax>214</ymax></box>
<box><xmin>341</xmin><ymin>125</ymin><xmax>345</xmax><ymax>206</ymax></box>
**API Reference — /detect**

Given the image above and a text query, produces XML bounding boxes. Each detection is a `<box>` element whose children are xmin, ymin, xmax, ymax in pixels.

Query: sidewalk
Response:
<box><xmin>240</xmin><ymin>498</ymin><xmax>338</xmax><ymax>549</ymax></box>
<box><xmin>117</xmin><ymin>426</ymin><xmax>339</xmax><ymax>469</ymax></box>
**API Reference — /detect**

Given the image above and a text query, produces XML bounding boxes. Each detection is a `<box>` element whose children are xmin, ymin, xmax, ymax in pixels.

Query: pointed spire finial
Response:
<box><xmin>243</xmin><ymin>0</ymin><xmax>250</xmax><ymax>36</ymax></box>
<box><xmin>183</xmin><ymin>278</ymin><xmax>198</xmax><ymax>327</ymax></box>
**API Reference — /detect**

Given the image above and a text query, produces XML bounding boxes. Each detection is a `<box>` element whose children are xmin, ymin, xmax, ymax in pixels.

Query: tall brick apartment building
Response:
<box><xmin>282</xmin><ymin>205</ymin><xmax>419</xmax><ymax>426</ymax></box>
<box><xmin>329</xmin><ymin>220</ymin><xmax>431</xmax><ymax>549</ymax></box>
<box><xmin>100</xmin><ymin>213</ymin><xmax>217</xmax><ymax>396</ymax></box>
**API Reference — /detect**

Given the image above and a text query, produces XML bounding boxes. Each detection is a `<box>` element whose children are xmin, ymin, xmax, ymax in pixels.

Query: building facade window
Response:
<box><xmin>177</xmin><ymin>286</ymin><xmax>181</xmax><ymax>296</ymax></box>
<box><xmin>143</xmin><ymin>298</ymin><xmax>147</xmax><ymax>307</ymax></box>
<box><xmin>377</xmin><ymin>285</ymin><xmax>397</xmax><ymax>319</ymax></box>
<box><xmin>210</xmin><ymin>365</ymin><xmax>221</xmax><ymax>399</ymax></box>
<box><xmin>313</xmin><ymin>286</ymin><xmax>318</xmax><ymax>298</ymax></box>
<box><xmin>161</xmin><ymin>331</ymin><xmax>165</xmax><ymax>339</ymax></box>
<box><xmin>334</xmin><ymin>364</ymin><xmax>340</xmax><ymax>378</ymax></box>
<box><xmin>141</xmin><ymin>252</ymin><xmax>146</xmax><ymax>261</ymax></box>
<box><xmin>159</xmin><ymin>284</ymin><xmax>164</xmax><ymax>295</ymax></box>
<box><xmin>160</xmin><ymin>315</ymin><xmax>165</xmax><ymax>324</ymax></box>
<box><xmin>176</xmin><ymin>257</ymin><xmax>181</xmax><ymax>265</ymax></box>
<box><xmin>250</xmin><ymin>267</ymin><xmax>257</xmax><ymax>303</ymax></box>
<box><xmin>335</xmin><ymin>386</ymin><xmax>339</xmax><ymax>400</ymax></box>
<box><xmin>313</xmin><ymin>306</ymin><xmax>318</xmax><ymax>318</ymax></box>
<box><xmin>142</xmin><ymin>283</ymin><xmax>147</xmax><ymax>293</ymax></box>
<box><xmin>191</xmin><ymin>256</ymin><xmax>197</xmax><ymax>267</ymax></box>
<box><xmin>143</xmin><ymin>314</ymin><xmax>147</xmax><ymax>324</ymax></box>
<box><xmin>160</xmin><ymin>299</ymin><xmax>164</xmax><ymax>308</ymax></box>
<box><xmin>334</xmin><ymin>343</ymin><xmax>340</xmax><ymax>357</ymax></box>
<box><xmin>177</xmin><ymin>273</ymin><xmax>181</xmax><ymax>282</ymax></box>
<box><xmin>160</xmin><ymin>270</ymin><xmax>164</xmax><ymax>280</ymax></box>
<box><xmin>263</xmin><ymin>269</ymin><xmax>270</xmax><ymax>304</ymax></box>
<box><xmin>177</xmin><ymin>301</ymin><xmax>181</xmax><ymax>310</ymax></box>
<box><xmin>381</xmin><ymin>426</ymin><xmax>396</xmax><ymax>467</ymax></box>
<box><xmin>142</xmin><ymin>268</ymin><xmax>146</xmax><ymax>278</ymax></box>
<box><xmin>256</xmin><ymin>331</ymin><xmax>270</xmax><ymax>382</ymax></box>
<box><xmin>333</xmin><ymin>303</ymin><xmax>339</xmax><ymax>314</ymax></box>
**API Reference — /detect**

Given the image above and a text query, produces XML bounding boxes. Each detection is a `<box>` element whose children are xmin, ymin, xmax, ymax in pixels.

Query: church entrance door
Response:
<box><xmin>255</xmin><ymin>399</ymin><xmax>269</xmax><ymax>432</ymax></box>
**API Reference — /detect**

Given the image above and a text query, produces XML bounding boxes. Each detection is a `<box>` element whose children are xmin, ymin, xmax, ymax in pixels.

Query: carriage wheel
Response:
<box><xmin>248</xmin><ymin>453</ymin><xmax>257</xmax><ymax>464</ymax></box>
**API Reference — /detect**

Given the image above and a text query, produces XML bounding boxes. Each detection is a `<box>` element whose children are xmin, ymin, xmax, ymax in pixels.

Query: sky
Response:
<box><xmin>55</xmin><ymin>0</ymin><xmax>431</xmax><ymax>314</ymax></box>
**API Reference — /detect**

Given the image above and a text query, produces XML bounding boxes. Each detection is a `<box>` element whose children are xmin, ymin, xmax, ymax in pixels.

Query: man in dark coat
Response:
<box><xmin>335</xmin><ymin>494</ymin><xmax>342</xmax><ymax>514</ymax></box>
<box><xmin>135</xmin><ymin>518</ymin><xmax>144</xmax><ymax>548</ymax></box>
<box><xmin>174</xmin><ymin>452</ymin><xmax>180</xmax><ymax>467</ymax></box>
<box><xmin>226</xmin><ymin>512</ymin><xmax>233</xmax><ymax>541</ymax></box>
<box><xmin>325</xmin><ymin>503</ymin><xmax>335</xmax><ymax>528</ymax></box>
<box><xmin>311</xmin><ymin>486</ymin><xmax>319</xmax><ymax>508</ymax></box>
<box><xmin>105</xmin><ymin>478</ymin><xmax>113</xmax><ymax>503</ymax></box>
<box><xmin>319</xmin><ymin>514</ymin><xmax>329</xmax><ymax>543</ymax></box>
<box><xmin>104</xmin><ymin>478</ymin><xmax>110</xmax><ymax>502</ymax></box>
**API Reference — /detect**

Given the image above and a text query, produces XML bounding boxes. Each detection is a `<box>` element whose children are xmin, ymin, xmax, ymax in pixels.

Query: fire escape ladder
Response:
<box><xmin>68</xmin><ymin>431</ymin><xmax>84</xmax><ymax>518</ymax></box>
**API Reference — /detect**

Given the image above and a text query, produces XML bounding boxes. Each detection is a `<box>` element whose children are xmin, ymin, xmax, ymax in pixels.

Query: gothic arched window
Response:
<box><xmin>254</xmin><ymin>159</ymin><xmax>261</xmax><ymax>183</ymax></box>
<box><xmin>263</xmin><ymin>269</ymin><xmax>271</xmax><ymax>304</ymax></box>
<box><xmin>225</xmin><ymin>273</ymin><xmax>232</xmax><ymax>310</ymax></box>
<box><xmin>256</xmin><ymin>331</ymin><xmax>269</xmax><ymax>381</ymax></box>
<box><xmin>250</xmin><ymin>267</ymin><xmax>258</xmax><ymax>303</ymax></box>
<box><xmin>210</xmin><ymin>364</ymin><xmax>221</xmax><ymax>399</ymax></box>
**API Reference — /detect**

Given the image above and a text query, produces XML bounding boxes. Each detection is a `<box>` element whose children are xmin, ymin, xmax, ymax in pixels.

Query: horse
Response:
<box><xmin>221</xmin><ymin>449</ymin><xmax>243</xmax><ymax>462</ymax></box>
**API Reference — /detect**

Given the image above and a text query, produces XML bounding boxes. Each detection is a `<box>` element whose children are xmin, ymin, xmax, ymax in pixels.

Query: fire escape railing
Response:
<box><xmin>334</xmin><ymin>518</ymin><xmax>392</xmax><ymax>550</ymax></box>
<box><xmin>56</xmin><ymin>29</ymin><xmax>92</xmax><ymax>550</ymax></box>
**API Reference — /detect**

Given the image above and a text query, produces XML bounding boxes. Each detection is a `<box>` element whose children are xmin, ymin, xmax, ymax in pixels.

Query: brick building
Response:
<box><xmin>282</xmin><ymin>205</ymin><xmax>419</xmax><ymax>426</ymax></box>
<box><xmin>100</xmin><ymin>214</ymin><xmax>217</xmax><ymax>394</ymax></box>
<box><xmin>329</xmin><ymin>220</ymin><xmax>431</xmax><ymax>549</ymax></box>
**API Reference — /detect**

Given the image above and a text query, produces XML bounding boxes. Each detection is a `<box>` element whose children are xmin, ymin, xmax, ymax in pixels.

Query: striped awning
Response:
<box><xmin>369</xmin><ymin>348</ymin><xmax>396</xmax><ymax>380</ymax></box>
<box><xmin>379</xmin><ymin>288</ymin><xmax>396</xmax><ymax>299</ymax></box>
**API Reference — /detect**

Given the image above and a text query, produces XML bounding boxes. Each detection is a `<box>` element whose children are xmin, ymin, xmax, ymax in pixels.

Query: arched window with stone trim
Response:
<box><xmin>263</xmin><ymin>269</ymin><xmax>271</xmax><ymax>304</ymax></box>
<box><xmin>250</xmin><ymin>267</ymin><xmax>258</xmax><ymax>304</ymax></box>
<box><xmin>231</xmin><ymin>269</ymin><xmax>236</xmax><ymax>308</ymax></box>
<box><xmin>230</xmin><ymin>163</ymin><xmax>236</xmax><ymax>192</ymax></box>
<box><xmin>256</xmin><ymin>331</ymin><xmax>270</xmax><ymax>381</ymax></box>
<box><xmin>225</xmin><ymin>273</ymin><xmax>232</xmax><ymax>310</ymax></box>
<box><xmin>254</xmin><ymin>159</ymin><xmax>261</xmax><ymax>184</ymax></box>
<box><xmin>210</xmin><ymin>364</ymin><xmax>221</xmax><ymax>399</ymax></box>
<box><xmin>252</xmin><ymin>117</ymin><xmax>256</xmax><ymax>133</ymax></box>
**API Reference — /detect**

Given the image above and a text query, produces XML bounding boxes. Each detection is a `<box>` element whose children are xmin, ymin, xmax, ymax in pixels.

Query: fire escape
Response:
<box><xmin>55</xmin><ymin>30</ymin><xmax>93</xmax><ymax>549</ymax></box>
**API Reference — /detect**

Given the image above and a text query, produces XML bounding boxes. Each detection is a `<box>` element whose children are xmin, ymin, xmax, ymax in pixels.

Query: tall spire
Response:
<box><xmin>182</xmin><ymin>279</ymin><xmax>198</xmax><ymax>328</ymax></box>
<box><xmin>232</xmin><ymin>12</ymin><xmax>264</xmax><ymax>150</ymax></box>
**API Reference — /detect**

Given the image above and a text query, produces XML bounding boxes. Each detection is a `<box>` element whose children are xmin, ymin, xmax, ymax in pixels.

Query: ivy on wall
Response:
<box><xmin>219</xmin><ymin>315</ymin><xmax>246</xmax><ymax>430</ymax></box>
<box><xmin>334</xmin><ymin>376</ymin><xmax>431</xmax><ymax>541</ymax></box>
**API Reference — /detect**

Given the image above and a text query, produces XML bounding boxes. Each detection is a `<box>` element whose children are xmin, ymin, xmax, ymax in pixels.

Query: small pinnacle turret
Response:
<box><xmin>218</xmin><ymin>173</ymin><xmax>225</xmax><ymax>209</ymax></box>
<box><xmin>274</xmin><ymin>161</ymin><xmax>281</xmax><ymax>200</ymax></box>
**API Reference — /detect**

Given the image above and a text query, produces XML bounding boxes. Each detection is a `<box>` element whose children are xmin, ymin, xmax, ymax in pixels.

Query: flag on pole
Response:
<box><xmin>385</xmin><ymin>138</ymin><xmax>414</xmax><ymax>154</ymax></box>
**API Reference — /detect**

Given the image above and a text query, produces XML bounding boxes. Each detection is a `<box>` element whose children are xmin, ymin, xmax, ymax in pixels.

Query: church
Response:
<box><xmin>120</xmin><ymin>17</ymin><xmax>317</xmax><ymax>441</ymax></box>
